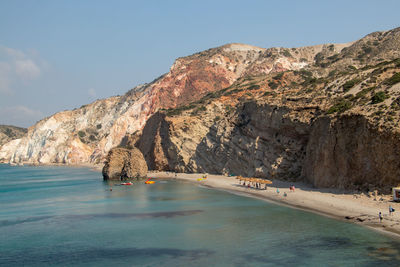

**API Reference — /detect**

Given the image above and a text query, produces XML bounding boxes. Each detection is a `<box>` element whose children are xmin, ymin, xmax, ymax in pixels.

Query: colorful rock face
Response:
<box><xmin>0</xmin><ymin>43</ymin><xmax>314</xmax><ymax>165</ymax></box>
<box><xmin>2</xmin><ymin>27</ymin><xmax>400</xmax><ymax>192</ymax></box>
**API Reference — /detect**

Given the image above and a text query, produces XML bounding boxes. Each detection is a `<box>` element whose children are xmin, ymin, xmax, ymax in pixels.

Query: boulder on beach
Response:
<box><xmin>102</xmin><ymin>147</ymin><xmax>148</xmax><ymax>180</ymax></box>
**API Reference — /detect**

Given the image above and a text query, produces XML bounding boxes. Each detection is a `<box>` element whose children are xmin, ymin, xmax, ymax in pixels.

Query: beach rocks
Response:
<box><xmin>102</xmin><ymin>147</ymin><xmax>148</xmax><ymax>180</ymax></box>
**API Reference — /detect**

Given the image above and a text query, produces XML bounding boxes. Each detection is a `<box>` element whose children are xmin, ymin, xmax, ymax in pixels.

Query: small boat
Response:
<box><xmin>145</xmin><ymin>179</ymin><xmax>155</xmax><ymax>184</ymax></box>
<box><xmin>121</xmin><ymin>182</ymin><xmax>133</xmax><ymax>185</ymax></box>
<box><xmin>197</xmin><ymin>178</ymin><xmax>203</xmax><ymax>181</ymax></box>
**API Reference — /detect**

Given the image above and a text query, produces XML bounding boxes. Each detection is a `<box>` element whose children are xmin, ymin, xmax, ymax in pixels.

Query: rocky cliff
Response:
<box><xmin>0</xmin><ymin>125</ymin><xmax>27</xmax><ymax>148</ymax></box>
<box><xmin>124</xmin><ymin>27</ymin><xmax>400</xmax><ymax>192</ymax></box>
<box><xmin>2</xmin><ymin>26</ymin><xmax>400</xmax><ymax>192</ymax></box>
<box><xmin>0</xmin><ymin>43</ymin><xmax>322</xmax><ymax>165</ymax></box>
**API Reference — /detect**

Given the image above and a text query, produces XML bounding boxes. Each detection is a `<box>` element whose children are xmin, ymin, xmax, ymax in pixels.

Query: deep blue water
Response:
<box><xmin>1</xmin><ymin>165</ymin><xmax>400</xmax><ymax>266</ymax></box>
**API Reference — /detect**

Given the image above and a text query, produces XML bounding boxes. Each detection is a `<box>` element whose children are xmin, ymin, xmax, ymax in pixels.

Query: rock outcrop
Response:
<box><xmin>116</xmin><ymin>27</ymin><xmax>400</xmax><ymax>192</ymax></box>
<box><xmin>303</xmin><ymin>115</ymin><xmax>400</xmax><ymax>192</ymax></box>
<box><xmin>0</xmin><ymin>43</ymin><xmax>317</xmax><ymax>165</ymax></box>
<box><xmin>0</xmin><ymin>125</ymin><xmax>27</xmax><ymax>148</ymax></box>
<box><xmin>102</xmin><ymin>147</ymin><xmax>147</xmax><ymax>180</ymax></box>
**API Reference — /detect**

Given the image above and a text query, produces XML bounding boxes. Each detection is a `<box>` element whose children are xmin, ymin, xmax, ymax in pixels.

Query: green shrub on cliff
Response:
<box><xmin>384</xmin><ymin>73</ymin><xmax>400</xmax><ymax>86</ymax></box>
<box><xmin>268</xmin><ymin>81</ymin><xmax>278</xmax><ymax>89</ymax></box>
<box><xmin>78</xmin><ymin>131</ymin><xmax>85</xmax><ymax>137</ymax></box>
<box><xmin>342</xmin><ymin>79</ymin><xmax>361</xmax><ymax>92</ymax></box>
<box><xmin>371</xmin><ymin>91</ymin><xmax>389</xmax><ymax>104</ymax></box>
<box><xmin>327</xmin><ymin>99</ymin><xmax>352</xmax><ymax>114</ymax></box>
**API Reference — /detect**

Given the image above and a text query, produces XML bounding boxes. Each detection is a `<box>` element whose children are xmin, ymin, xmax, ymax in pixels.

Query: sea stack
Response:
<box><xmin>102</xmin><ymin>147</ymin><xmax>148</xmax><ymax>180</ymax></box>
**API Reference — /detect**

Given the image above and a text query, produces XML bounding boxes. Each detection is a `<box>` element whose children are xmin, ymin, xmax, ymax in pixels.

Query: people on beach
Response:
<box><xmin>379</xmin><ymin>212</ymin><xmax>383</xmax><ymax>222</ymax></box>
<box><xmin>276</xmin><ymin>188</ymin><xmax>280</xmax><ymax>194</ymax></box>
<box><xmin>389</xmin><ymin>205</ymin><xmax>395</xmax><ymax>215</ymax></box>
<box><xmin>283</xmin><ymin>192</ymin><xmax>287</xmax><ymax>197</ymax></box>
<box><xmin>290</xmin><ymin>185</ymin><xmax>295</xmax><ymax>192</ymax></box>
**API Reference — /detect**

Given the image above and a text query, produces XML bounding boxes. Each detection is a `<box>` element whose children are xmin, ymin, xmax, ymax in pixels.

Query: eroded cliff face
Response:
<box><xmin>132</xmin><ymin>103</ymin><xmax>400</xmax><ymax>192</ymax></box>
<box><xmin>124</xmin><ymin>27</ymin><xmax>400</xmax><ymax>192</ymax></box>
<box><xmin>303</xmin><ymin>115</ymin><xmax>400</xmax><ymax>192</ymax></box>
<box><xmin>134</xmin><ymin>101</ymin><xmax>314</xmax><ymax>179</ymax></box>
<box><xmin>0</xmin><ymin>43</ymin><xmax>317</xmax><ymax>165</ymax></box>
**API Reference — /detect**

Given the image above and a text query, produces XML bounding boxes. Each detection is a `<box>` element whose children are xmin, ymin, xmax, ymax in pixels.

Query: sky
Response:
<box><xmin>0</xmin><ymin>0</ymin><xmax>399</xmax><ymax>127</ymax></box>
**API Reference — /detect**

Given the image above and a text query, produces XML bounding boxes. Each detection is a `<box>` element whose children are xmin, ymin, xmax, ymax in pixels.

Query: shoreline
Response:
<box><xmin>0</xmin><ymin>162</ymin><xmax>103</xmax><ymax>172</ymax></box>
<box><xmin>149</xmin><ymin>171</ymin><xmax>400</xmax><ymax>239</ymax></box>
<box><xmin>3</xmin><ymin>163</ymin><xmax>400</xmax><ymax>238</ymax></box>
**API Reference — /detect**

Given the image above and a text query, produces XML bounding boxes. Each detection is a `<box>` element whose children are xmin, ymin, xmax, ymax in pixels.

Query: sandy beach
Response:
<box><xmin>149</xmin><ymin>171</ymin><xmax>400</xmax><ymax>238</ymax></box>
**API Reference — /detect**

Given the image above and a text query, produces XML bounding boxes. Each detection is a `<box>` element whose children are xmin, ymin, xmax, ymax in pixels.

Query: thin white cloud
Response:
<box><xmin>0</xmin><ymin>45</ymin><xmax>45</xmax><ymax>94</ymax></box>
<box><xmin>3</xmin><ymin>47</ymin><xmax>25</xmax><ymax>59</ymax></box>
<box><xmin>0</xmin><ymin>105</ymin><xmax>44</xmax><ymax>127</ymax></box>
<box><xmin>15</xmin><ymin>59</ymin><xmax>41</xmax><ymax>79</ymax></box>
<box><xmin>0</xmin><ymin>62</ymin><xmax>12</xmax><ymax>94</ymax></box>
<box><xmin>88</xmin><ymin>88</ymin><xmax>96</xmax><ymax>98</ymax></box>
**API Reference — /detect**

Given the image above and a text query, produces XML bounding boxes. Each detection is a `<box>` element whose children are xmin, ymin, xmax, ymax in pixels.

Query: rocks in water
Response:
<box><xmin>102</xmin><ymin>147</ymin><xmax>148</xmax><ymax>180</ymax></box>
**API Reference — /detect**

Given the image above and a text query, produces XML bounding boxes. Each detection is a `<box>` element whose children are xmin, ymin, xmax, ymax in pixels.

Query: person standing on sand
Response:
<box><xmin>379</xmin><ymin>212</ymin><xmax>383</xmax><ymax>222</ymax></box>
<box><xmin>389</xmin><ymin>205</ymin><xmax>395</xmax><ymax>215</ymax></box>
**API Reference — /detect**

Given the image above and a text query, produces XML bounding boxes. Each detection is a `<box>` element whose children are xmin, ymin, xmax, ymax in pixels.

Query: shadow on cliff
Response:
<box><xmin>129</xmin><ymin>104</ymin><xmax>400</xmax><ymax>195</ymax></box>
<box><xmin>192</xmin><ymin>101</ymin><xmax>311</xmax><ymax>180</ymax></box>
<box><xmin>133</xmin><ymin>112</ymin><xmax>182</xmax><ymax>171</ymax></box>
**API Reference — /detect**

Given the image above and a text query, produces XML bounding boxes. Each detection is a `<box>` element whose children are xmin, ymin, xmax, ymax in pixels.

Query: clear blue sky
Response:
<box><xmin>0</xmin><ymin>0</ymin><xmax>399</xmax><ymax>127</ymax></box>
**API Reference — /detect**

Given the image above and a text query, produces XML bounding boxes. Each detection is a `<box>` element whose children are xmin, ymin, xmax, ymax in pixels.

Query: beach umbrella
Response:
<box><xmin>252</xmin><ymin>178</ymin><xmax>272</xmax><ymax>184</ymax></box>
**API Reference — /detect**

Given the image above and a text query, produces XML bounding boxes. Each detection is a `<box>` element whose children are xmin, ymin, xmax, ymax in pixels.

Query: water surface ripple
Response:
<box><xmin>1</xmin><ymin>165</ymin><xmax>399</xmax><ymax>266</ymax></box>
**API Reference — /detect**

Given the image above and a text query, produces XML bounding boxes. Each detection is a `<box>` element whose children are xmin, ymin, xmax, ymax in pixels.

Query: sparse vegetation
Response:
<box><xmin>371</xmin><ymin>91</ymin><xmax>389</xmax><ymax>104</ymax></box>
<box><xmin>268</xmin><ymin>81</ymin><xmax>279</xmax><ymax>89</ymax></box>
<box><xmin>78</xmin><ymin>131</ymin><xmax>85</xmax><ymax>138</ymax></box>
<box><xmin>273</xmin><ymin>72</ymin><xmax>284</xmax><ymax>80</ymax></box>
<box><xmin>327</xmin><ymin>99</ymin><xmax>352</xmax><ymax>114</ymax></box>
<box><xmin>384</xmin><ymin>73</ymin><xmax>400</xmax><ymax>86</ymax></box>
<box><xmin>247</xmin><ymin>84</ymin><xmax>260</xmax><ymax>90</ymax></box>
<box><xmin>282</xmin><ymin>50</ymin><xmax>292</xmax><ymax>58</ymax></box>
<box><xmin>166</xmin><ymin>103</ymin><xmax>196</xmax><ymax>116</ymax></box>
<box><xmin>342</xmin><ymin>79</ymin><xmax>361</xmax><ymax>92</ymax></box>
<box><xmin>355</xmin><ymin>86</ymin><xmax>375</xmax><ymax>99</ymax></box>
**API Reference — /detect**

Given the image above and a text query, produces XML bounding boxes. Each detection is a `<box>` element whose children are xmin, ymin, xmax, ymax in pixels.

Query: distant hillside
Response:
<box><xmin>0</xmin><ymin>125</ymin><xmax>27</xmax><ymax>148</ymax></box>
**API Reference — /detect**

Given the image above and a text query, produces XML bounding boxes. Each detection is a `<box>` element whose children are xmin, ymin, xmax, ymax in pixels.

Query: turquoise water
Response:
<box><xmin>1</xmin><ymin>165</ymin><xmax>400</xmax><ymax>266</ymax></box>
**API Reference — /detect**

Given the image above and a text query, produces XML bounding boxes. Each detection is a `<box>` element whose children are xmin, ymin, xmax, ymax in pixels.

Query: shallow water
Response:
<box><xmin>1</xmin><ymin>164</ymin><xmax>400</xmax><ymax>266</ymax></box>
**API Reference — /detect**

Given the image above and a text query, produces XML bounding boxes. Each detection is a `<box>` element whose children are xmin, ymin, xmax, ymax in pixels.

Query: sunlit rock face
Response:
<box><xmin>102</xmin><ymin>147</ymin><xmax>148</xmax><ymax>180</ymax></box>
<box><xmin>0</xmin><ymin>42</ymin><xmax>313</xmax><ymax>165</ymax></box>
<box><xmin>116</xmin><ymin>28</ymin><xmax>400</xmax><ymax>192</ymax></box>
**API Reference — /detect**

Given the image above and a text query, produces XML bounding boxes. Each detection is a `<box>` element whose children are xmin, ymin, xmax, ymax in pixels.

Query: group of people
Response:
<box><xmin>275</xmin><ymin>186</ymin><xmax>296</xmax><ymax>197</ymax></box>
<box><xmin>379</xmin><ymin>205</ymin><xmax>396</xmax><ymax>222</ymax></box>
<box><xmin>241</xmin><ymin>181</ymin><xmax>268</xmax><ymax>190</ymax></box>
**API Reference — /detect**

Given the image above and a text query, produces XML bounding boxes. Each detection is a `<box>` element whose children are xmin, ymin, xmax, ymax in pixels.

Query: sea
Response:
<box><xmin>1</xmin><ymin>164</ymin><xmax>400</xmax><ymax>266</ymax></box>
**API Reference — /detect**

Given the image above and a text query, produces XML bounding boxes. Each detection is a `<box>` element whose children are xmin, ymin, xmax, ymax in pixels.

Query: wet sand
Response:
<box><xmin>149</xmin><ymin>171</ymin><xmax>400</xmax><ymax>238</ymax></box>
